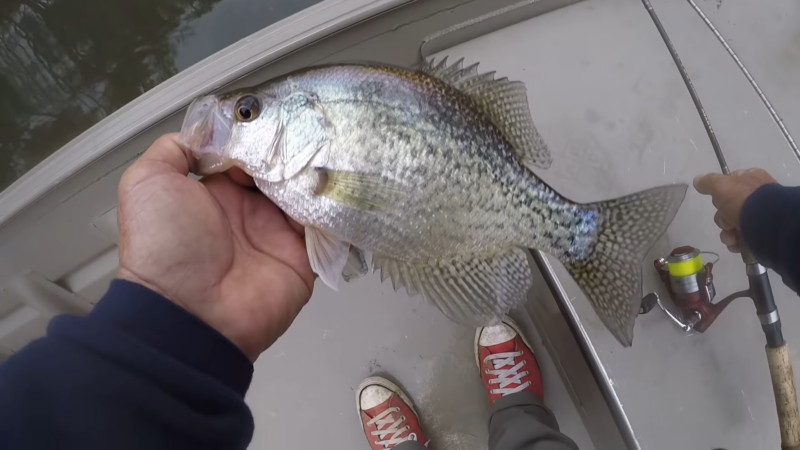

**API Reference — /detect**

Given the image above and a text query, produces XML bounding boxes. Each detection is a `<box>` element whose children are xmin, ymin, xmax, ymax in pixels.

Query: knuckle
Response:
<box><xmin>154</xmin><ymin>134</ymin><xmax>176</xmax><ymax>148</ymax></box>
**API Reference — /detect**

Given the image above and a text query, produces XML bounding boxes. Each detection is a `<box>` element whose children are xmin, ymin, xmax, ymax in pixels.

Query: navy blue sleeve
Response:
<box><xmin>0</xmin><ymin>279</ymin><xmax>255</xmax><ymax>450</ymax></box>
<box><xmin>741</xmin><ymin>183</ymin><xmax>800</xmax><ymax>293</ymax></box>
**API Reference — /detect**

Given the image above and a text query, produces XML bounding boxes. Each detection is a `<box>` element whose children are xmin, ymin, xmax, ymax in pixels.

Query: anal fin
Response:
<box><xmin>373</xmin><ymin>248</ymin><xmax>532</xmax><ymax>325</ymax></box>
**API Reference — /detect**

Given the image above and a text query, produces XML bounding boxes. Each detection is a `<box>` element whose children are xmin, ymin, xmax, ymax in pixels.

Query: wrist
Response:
<box><xmin>116</xmin><ymin>267</ymin><xmax>171</xmax><ymax>301</ymax></box>
<box><xmin>115</xmin><ymin>269</ymin><xmax>274</xmax><ymax>361</ymax></box>
<box><xmin>116</xmin><ymin>268</ymin><xmax>257</xmax><ymax>359</ymax></box>
<box><xmin>116</xmin><ymin>266</ymin><xmax>205</xmax><ymax>326</ymax></box>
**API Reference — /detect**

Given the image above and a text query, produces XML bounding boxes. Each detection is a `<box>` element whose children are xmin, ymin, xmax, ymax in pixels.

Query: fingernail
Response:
<box><xmin>693</xmin><ymin>174</ymin><xmax>704</xmax><ymax>187</ymax></box>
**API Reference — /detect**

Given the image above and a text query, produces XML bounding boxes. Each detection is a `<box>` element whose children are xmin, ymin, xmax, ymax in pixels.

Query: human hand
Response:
<box><xmin>116</xmin><ymin>133</ymin><xmax>314</xmax><ymax>361</ymax></box>
<box><xmin>694</xmin><ymin>168</ymin><xmax>777</xmax><ymax>253</ymax></box>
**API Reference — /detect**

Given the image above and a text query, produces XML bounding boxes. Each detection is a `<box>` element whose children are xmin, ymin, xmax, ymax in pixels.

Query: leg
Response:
<box><xmin>394</xmin><ymin>441</ymin><xmax>428</xmax><ymax>450</ymax></box>
<box><xmin>356</xmin><ymin>376</ymin><xmax>430</xmax><ymax>449</ymax></box>
<box><xmin>477</xmin><ymin>317</ymin><xmax>579</xmax><ymax>450</ymax></box>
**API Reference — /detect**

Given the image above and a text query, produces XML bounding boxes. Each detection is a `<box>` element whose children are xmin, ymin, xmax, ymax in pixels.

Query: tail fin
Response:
<box><xmin>564</xmin><ymin>184</ymin><xmax>688</xmax><ymax>346</ymax></box>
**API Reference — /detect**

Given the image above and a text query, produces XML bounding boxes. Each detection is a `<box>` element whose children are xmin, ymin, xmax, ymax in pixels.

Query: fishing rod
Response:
<box><xmin>637</xmin><ymin>0</ymin><xmax>800</xmax><ymax>447</ymax></box>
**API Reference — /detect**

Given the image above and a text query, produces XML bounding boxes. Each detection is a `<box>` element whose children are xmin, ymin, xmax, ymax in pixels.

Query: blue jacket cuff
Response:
<box><xmin>89</xmin><ymin>279</ymin><xmax>253</xmax><ymax>396</ymax></box>
<box><xmin>740</xmin><ymin>183</ymin><xmax>800</xmax><ymax>291</ymax></box>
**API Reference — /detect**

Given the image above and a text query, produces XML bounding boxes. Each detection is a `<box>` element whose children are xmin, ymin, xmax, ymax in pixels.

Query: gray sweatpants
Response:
<box><xmin>396</xmin><ymin>392</ymin><xmax>579</xmax><ymax>450</ymax></box>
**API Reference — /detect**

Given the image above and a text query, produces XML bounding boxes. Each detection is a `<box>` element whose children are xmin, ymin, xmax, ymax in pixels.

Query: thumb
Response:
<box><xmin>693</xmin><ymin>173</ymin><xmax>727</xmax><ymax>196</ymax></box>
<box><xmin>131</xmin><ymin>133</ymin><xmax>196</xmax><ymax>179</ymax></box>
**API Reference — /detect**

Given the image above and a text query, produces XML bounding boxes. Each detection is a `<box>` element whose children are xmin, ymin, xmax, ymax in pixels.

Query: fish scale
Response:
<box><xmin>180</xmin><ymin>60</ymin><xmax>688</xmax><ymax>346</ymax></box>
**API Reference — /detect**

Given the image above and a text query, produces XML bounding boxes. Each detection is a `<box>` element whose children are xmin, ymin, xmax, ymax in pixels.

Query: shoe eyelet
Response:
<box><xmin>484</xmin><ymin>369</ymin><xmax>490</xmax><ymax>374</ymax></box>
<box><xmin>405</xmin><ymin>426</ymin><xmax>411</xmax><ymax>432</ymax></box>
<box><xmin>522</xmin><ymin>360</ymin><xmax>526</xmax><ymax>366</ymax></box>
<box><xmin>400</xmin><ymin>416</ymin><xmax>406</xmax><ymax>421</ymax></box>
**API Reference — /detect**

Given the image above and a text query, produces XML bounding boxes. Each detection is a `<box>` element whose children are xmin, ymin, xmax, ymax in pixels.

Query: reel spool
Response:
<box><xmin>640</xmin><ymin>245</ymin><xmax>744</xmax><ymax>332</ymax></box>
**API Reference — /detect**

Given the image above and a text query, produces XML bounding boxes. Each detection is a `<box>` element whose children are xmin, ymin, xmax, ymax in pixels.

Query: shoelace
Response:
<box><xmin>366</xmin><ymin>407</ymin><xmax>418</xmax><ymax>448</ymax></box>
<box><xmin>484</xmin><ymin>351</ymin><xmax>530</xmax><ymax>396</ymax></box>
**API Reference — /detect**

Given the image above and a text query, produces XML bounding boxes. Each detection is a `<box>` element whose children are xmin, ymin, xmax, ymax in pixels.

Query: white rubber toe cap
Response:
<box><xmin>478</xmin><ymin>322</ymin><xmax>518</xmax><ymax>346</ymax></box>
<box><xmin>359</xmin><ymin>384</ymin><xmax>393</xmax><ymax>410</ymax></box>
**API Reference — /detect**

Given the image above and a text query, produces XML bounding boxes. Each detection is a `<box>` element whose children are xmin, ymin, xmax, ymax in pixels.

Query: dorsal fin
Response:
<box><xmin>421</xmin><ymin>57</ymin><xmax>552</xmax><ymax>170</ymax></box>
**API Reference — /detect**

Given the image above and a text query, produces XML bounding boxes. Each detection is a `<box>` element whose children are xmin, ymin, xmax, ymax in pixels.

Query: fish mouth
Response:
<box><xmin>180</xmin><ymin>95</ymin><xmax>233</xmax><ymax>174</ymax></box>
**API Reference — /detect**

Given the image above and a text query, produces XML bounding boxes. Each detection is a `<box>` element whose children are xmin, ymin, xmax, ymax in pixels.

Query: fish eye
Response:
<box><xmin>234</xmin><ymin>95</ymin><xmax>260</xmax><ymax>122</ymax></box>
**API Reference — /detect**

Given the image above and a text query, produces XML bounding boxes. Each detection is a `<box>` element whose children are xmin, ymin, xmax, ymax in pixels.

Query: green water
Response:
<box><xmin>0</xmin><ymin>0</ymin><xmax>321</xmax><ymax>192</ymax></box>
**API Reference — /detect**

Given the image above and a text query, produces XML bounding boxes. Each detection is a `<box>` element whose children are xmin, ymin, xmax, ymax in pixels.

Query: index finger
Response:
<box><xmin>226</xmin><ymin>166</ymin><xmax>256</xmax><ymax>188</ymax></box>
<box><xmin>693</xmin><ymin>172</ymin><xmax>727</xmax><ymax>195</ymax></box>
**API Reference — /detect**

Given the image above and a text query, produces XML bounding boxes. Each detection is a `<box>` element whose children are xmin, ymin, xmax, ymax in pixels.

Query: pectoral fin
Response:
<box><xmin>315</xmin><ymin>169</ymin><xmax>404</xmax><ymax>212</ymax></box>
<box><xmin>372</xmin><ymin>248</ymin><xmax>533</xmax><ymax>325</ymax></box>
<box><xmin>305</xmin><ymin>227</ymin><xmax>350</xmax><ymax>290</ymax></box>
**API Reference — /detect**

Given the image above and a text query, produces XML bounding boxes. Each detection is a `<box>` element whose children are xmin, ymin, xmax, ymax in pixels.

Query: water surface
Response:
<box><xmin>0</xmin><ymin>0</ymin><xmax>321</xmax><ymax>192</ymax></box>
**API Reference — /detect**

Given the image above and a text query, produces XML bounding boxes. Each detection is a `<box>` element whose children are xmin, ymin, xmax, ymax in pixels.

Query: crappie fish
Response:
<box><xmin>179</xmin><ymin>58</ymin><xmax>687</xmax><ymax>346</ymax></box>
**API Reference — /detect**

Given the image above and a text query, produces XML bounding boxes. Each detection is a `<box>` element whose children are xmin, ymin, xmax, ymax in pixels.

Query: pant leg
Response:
<box><xmin>488</xmin><ymin>392</ymin><xmax>579</xmax><ymax>450</ymax></box>
<box><xmin>395</xmin><ymin>439</ymin><xmax>428</xmax><ymax>450</ymax></box>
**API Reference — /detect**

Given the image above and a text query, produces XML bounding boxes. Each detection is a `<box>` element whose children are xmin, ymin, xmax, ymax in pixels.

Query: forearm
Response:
<box><xmin>740</xmin><ymin>184</ymin><xmax>800</xmax><ymax>293</ymax></box>
<box><xmin>0</xmin><ymin>280</ymin><xmax>254</xmax><ymax>450</ymax></box>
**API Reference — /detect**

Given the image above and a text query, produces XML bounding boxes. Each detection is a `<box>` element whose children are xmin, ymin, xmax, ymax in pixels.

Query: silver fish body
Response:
<box><xmin>180</xmin><ymin>60</ymin><xmax>687</xmax><ymax>346</ymax></box>
<box><xmin>253</xmin><ymin>66</ymin><xmax>592</xmax><ymax>260</ymax></box>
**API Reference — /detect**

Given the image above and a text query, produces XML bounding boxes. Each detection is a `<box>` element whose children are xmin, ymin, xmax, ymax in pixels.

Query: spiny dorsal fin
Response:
<box><xmin>422</xmin><ymin>57</ymin><xmax>552</xmax><ymax>170</ymax></box>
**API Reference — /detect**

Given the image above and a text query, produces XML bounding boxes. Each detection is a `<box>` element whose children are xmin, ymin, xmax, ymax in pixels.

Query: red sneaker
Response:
<box><xmin>475</xmin><ymin>316</ymin><xmax>543</xmax><ymax>404</ymax></box>
<box><xmin>356</xmin><ymin>377</ymin><xmax>430</xmax><ymax>449</ymax></box>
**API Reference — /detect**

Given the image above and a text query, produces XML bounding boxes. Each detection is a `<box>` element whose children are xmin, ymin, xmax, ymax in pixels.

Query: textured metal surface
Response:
<box><xmin>431</xmin><ymin>0</ymin><xmax>800</xmax><ymax>448</ymax></box>
<box><xmin>0</xmin><ymin>0</ymin><xmax>412</xmax><ymax>231</ymax></box>
<box><xmin>0</xmin><ymin>1</ymin><xmax>600</xmax><ymax>449</ymax></box>
<box><xmin>684</xmin><ymin>0</ymin><xmax>800</xmax><ymax>163</ymax></box>
<box><xmin>530</xmin><ymin>252</ymin><xmax>635</xmax><ymax>449</ymax></box>
<box><xmin>641</xmin><ymin>0</ymin><xmax>729</xmax><ymax>176</ymax></box>
<box><xmin>5</xmin><ymin>0</ymin><xmax>799</xmax><ymax>447</ymax></box>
